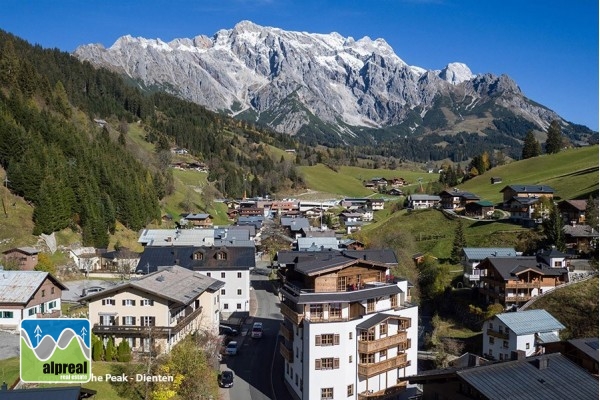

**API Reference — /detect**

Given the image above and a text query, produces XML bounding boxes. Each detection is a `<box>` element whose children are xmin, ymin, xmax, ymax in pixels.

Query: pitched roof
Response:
<box><xmin>501</xmin><ymin>184</ymin><xmax>555</xmax><ymax>194</ymax></box>
<box><xmin>478</xmin><ymin>257</ymin><xmax>567</xmax><ymax>280</ymax></box>
<box><xmin>136</xmin><ymin>246</ymin><xmax>255</xmax><ymax>274</ymax></box>
<box><xmin>0</xmin><ymin>271</ymin><xmax>67</xmax><ymax>304</ymax></box>
<box><xmin>462</xmin><ymin>248</ymin><xmax>517</xmax><ymax>261</ymax></box>
<box><xmin>560</xmin><ymin>199</ymin><xmax>587</xmax><ymax>211</ymax></box>
<box><xmin>563</xmin><ymin>224</ymin><xmax>598</xmax><ymax>238</ymax></box>
<box><xmin>297</xmin><ymin>237</ymin><xmax>339</xmax><ymax>251</ymax></box>
<box><xmin>276</xmin><ymin>249</ymin><xmax>397</xmax><ymax>276</ymax></box>
<box><xmin>356</xmin><ymin>313</ymin><xmax>409</xmax><ymax>330</ymax></box>
<box><xmin>568</xmin><ymin>338</ymin><xmax>599</xmax><ymax>362</ymax></box>
<box><xmin>439</xmin><ymin>190</ymin><xmax>480</xmax><ymax>200</ymax></box>
<box><xmin>494</xmin><ymin>309</ymin><xmax>565</xmax><ymax>335</ymax></box>
<box><xmin>457</xmin><ymin>353</ymin><xmax>597</xmax><ymax>400</ymax></box>
<box><xmin>82</xmin><ymin>265</ymin><xmax>224</xmax><ymax>305</ymax></box>
<box><xmin>408</xmin><ymin>194</ymin><xmax>441</xmax><ymax>201</ymax></box>
<box><xmin>2</xmin><ymin>246</ymin><xmax>39</xmax><ymax>255</ymax></box>
<box><xmin>292</xmin><ymin>283</ymin><xmax>402</xmax><ymax>304</ymax></box>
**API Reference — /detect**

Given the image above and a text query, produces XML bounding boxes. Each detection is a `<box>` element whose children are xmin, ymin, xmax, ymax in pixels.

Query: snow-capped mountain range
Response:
<box><xmin>74</xmin><ymin>20</ymin><xmax>590</xmax><ymax>146</ymax></box>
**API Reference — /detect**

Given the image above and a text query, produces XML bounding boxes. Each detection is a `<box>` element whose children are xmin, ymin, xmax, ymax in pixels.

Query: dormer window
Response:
<box><xmin>216</xmin><ymin>251</ymin><xmax>227</xmax><ymax>260</ymax></box>
<box><xmin>193</xmin><ymin>251</ymin><xmax>204</xmax><ymax>260</ymax></box>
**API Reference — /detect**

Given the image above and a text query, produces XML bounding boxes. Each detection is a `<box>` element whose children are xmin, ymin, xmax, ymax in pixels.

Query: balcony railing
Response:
<box><xmin>357</xmin><ymin>382</ymin><xmax>408</xmax><ymax>400</ymax></box>
<box><xmin>358</xmin><ymin>353</ymin><xmax>409</xmax><ymax>378</ymax></box>
<box><xmin>280</xmin><ymin>302</ymin><xmax>303</xmax><ymax>325</ymax></box>
<box><xmin>279</xmin><ymin>341</ymin><xmax>293</xmax><ymax>363</ymax></box>
<box><xmin>486</xmin><ymin>329</ymin><xmax>509</xmax><ymax>340</ymax></box>
<box><xmin>36</xmin><ymin>310</ymin><xmax>61</xmax><ymax>319</ymax></box>
<box><xmin>505</xmin><ymin>281</ymin><xmax>541</xmax><ymax>289</ymax></box>
<box><xmin>279</xmin><ymin>323</ymin><xmax>293</xmax><ymax>342</ymax></box>
<box><xmin>93</xmin><ymin>306</ymin><xmax>203</xmax><ymax>337</ymax></box>
<box><xmin>358</xmin><ymin>331</ymin><xmax>408</xmax><ymax>353</ymax></box>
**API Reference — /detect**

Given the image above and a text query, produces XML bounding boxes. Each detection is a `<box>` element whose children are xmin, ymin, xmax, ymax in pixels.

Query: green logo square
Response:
<box><xmin>20</xmin><ymin>318</ymin><xmax>91</xmax><ymax>383</ymax></box>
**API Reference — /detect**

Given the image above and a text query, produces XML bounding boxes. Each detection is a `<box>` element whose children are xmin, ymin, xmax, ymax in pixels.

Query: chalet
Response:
<box><xmin>0</xmin><ymin>271</ymin><xmax>66</xmax><ymax>329</ymax></box>
<box><xmin>82</xmin><ymin>266</ymin><xmax>223</xmax><ymax>354</ymax></box>
<box><xmin>281</xmin><ymin>217</ymin><xmax>310</xmax><ymax>239</ymax></box>
<box><xmin>340</xmin><ymin>198</ymin><xmax>369</xmax><ymax>208</ymax></box>
<box><xmin>388</xmin><ymin>188</ymin><xmax>404</xmax><ymax>196</ymax></box>
<box><xmin>268</xmin><ymin>200</ymin><xmax>299</xmax><ymax>216</ymax></box>
<box><xmin>367</xmin><ymin>198</ymin><xmax>385</xmax><ymax>210</ymax></box>
<box><xmin>69</xmin><ymin>247</ymin><xmax>101</xmax><ymax>272</ymax></box>
<box><xmin>238</xmin><ymin>207</ymin><xmax>264</xmax><ymax>217</ymax></box>
<box><xmin>338</xmin><ymin>211</ymin><xmax>362</xmax><ymax>224</ymax></box>
<box><xmin>500</xmin><ymin>184</ymin><xmax>555</xmax><ymax>207</ymax></box>
<box><xmin>236</xmin><ymin>216</ymin><xmax>264</xmax><ymax>230</ymax></box>
<box><xmin>100</xmin><ymin>247</ymin><xmax>141</xmax><ymax>273</ymax></box>
<box><xmin>483</xmin><ymin>309</ymin><xmax>565</xmax><ymax>360</ymax></box>
<box><xmin>2</xmin><ymin>247</ymin><xmax>39</xmax><ymax>270</ymax></box>
<box><xmin>403</xmin><ymin>353</ymin><xmax>598</xmax><ymax>400</ymax></box>
<box><xmin>407</xmin><ymin>194</ymin><xmax>441</xmax><ymax>209</ymax></box>
<box><xmin>344</xmin><ymin>220</ymin><xmax>364</xmax><ymax>234</ymax></box>
<box><xmin>562</xmin><ymin>224</ymin><xmax>598</xmax><ymax>252</ymax></box>
<box><xmin>475</xmin><ymin>256</ymin><xmax>568</xmax><ymax>309</ymax></box>
<box><xmin>339</xmin><ymin>239</ymin><xmax>366</xmax><ymax>250</ymax></box>
<box><xmin>464</xmin><ymin>200</ymin><xmax>495</xmax><ymax>218</ymax></box>
<box><xmin>275</xmin><ymin>249</ymin><xmax>418</xmax><ymax>400</ymax></box>
<box><xmin>389</xmin><ymin>177</ymin><xmax>408</xmax><ymax>187</ymax></box>
<box><xmin>181</xmin><ymin>213</ymin><xmax>214</xmax><ymax>227</ymax></box>
<box><xmin>504</xmin><ymin>196</ymin><xmax>540</xmax><ymax>221</ymax></box>
<box><xmin>439</xmin><ymin>189</ymin><xmax>480</xmax><ymax>210</ymax></box>
<box><xmin>135</xmin><ymin>246</ymin><xmax>254</xmax><ymax>315</ymax></box>
<box><xmin>461</xmin><ymin>247</ymin><xmax>517</xmax><ymax>285</ymax></box>
<box><xmin>558</xmin><ymin>199</ymin><xmax>587</xmax><ymax>224</ymax></box>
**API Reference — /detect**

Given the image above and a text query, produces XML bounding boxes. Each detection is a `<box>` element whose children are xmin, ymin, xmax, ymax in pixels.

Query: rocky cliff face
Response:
<box><xmin>74</xmin><ymin>20</ymin><xmax>587</xmax><ymax>146</ymax></box>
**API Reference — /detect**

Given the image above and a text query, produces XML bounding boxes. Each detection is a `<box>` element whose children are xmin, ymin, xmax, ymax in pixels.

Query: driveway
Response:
<box><xmin>0</xmin><ymin>330</ymin><xmax>19</xmax><ymax>360</ymax></box>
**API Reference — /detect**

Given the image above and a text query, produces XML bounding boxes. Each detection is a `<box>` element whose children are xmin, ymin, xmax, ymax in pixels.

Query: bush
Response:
<box><xmin>116</xmin><ymin>340</ymin><xmax>132</xmax><ymax>362</ymax></box>
<box><xmin>92</xmin><ymin>334</ymin><xmax>104</xmax><ymax>361</ymax></box>
<box><xmin>104</xmin><ymin>337</ymin><xmax>117</xmax><ymax>361</ymax></box>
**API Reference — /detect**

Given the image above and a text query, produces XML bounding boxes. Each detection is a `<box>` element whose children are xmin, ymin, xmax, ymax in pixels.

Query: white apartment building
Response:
<box><xmin>482</xmin><ymin>309</ymin><xmax>565</xmax><ymax>361</ymax></box>
<box><xmin>83</xmin><ymin>266</ymin><xmax>223</xmax><ymax>354</ymax></box>
<box><xmin>277</xmin><ymin>249</ymin><xmax>418</xmax><ymax>400</ymax></box>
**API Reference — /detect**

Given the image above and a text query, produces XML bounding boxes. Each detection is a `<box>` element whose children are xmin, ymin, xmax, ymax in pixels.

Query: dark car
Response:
<box><xmin>219</xmin><ymin>370</ymin><xmax>234</xmax><ymax>388</ymax></box>
<box><xmin>219</xmin><ymin>325</ymin><xmax>238</xmax><ymax>337</ymax></box>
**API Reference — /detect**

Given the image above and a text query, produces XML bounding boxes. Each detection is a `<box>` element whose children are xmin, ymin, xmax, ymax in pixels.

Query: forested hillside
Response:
<box><xmin>0</xmin><ymin>30</ymin><xmax>303</xmax><ymax>246</ymax></box>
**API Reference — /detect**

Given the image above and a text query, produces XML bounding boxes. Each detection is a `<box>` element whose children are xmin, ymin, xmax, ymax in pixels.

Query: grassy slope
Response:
<box><xmin>529</xmin><ymin>277</ymin><xmax>599</xmax><ymax>340</ymax></box>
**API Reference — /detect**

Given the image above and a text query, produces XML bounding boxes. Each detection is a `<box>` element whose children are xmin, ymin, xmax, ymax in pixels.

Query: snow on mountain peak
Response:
<box><xmin>438</xmin><ymin>62</ymin><xmax>474</xmax><ymax>84</ymax></box>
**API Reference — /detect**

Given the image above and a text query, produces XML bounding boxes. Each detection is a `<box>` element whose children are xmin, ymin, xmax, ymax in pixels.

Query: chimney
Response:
<box><xmin>534</xmin><ymin>357</ymin><xmax>549</xmax><ymax>370</ymax></box>
<box><xmin>511</xmin><ymin>350</ymin><xmax>526</xmax><ymax>361</ymax></box>
<box><xmin>468</xmin><ymin>353</ymin><xmax>481</xmax><ymax>367</ymax></box>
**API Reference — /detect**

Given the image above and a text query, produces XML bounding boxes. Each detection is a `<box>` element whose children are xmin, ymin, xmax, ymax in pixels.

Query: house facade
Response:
<box><xmin>277</xmin><ymin>249</ymin><xmax>418</xmax><ymax>400</ymax></box>
<box><xmin>439</xmin><ymin>190</ymin><xmax>480</xmax><ymax>210</ymax></box>
<box><xmin>461</xmin><ymin>248</ymin><xmax>517</xmax><ymax>285</ymax></box>
<box><xmin>83</xmin><ymin>266</ymin><xmax>223</xmax><ymax>354</ymax></box>
<box><xmin>482</xmin><ymin>309</ymin><xmax>564</xmax><ymax>360</ymax></box>
<box><xmin>558</xmin><ymin>199</ymin><xmax>587</xmax><ymax>225</ymax></box>
<box><xmin>500</xmin><ymin>184</ymin><xmax>554</xmax><ymax>207</ymax></box>
<box><xmin>0</xmin><ymin>271</ymin><xmax>66</xmax><ymax>329</ymax></box>
<box><xmin>2</xmin><ymin>247</ymin><xmax>39</xmax><ymax>270</ymax></box>
<box><xmin>408</xmin><ymin>194</ymin><xmax>441</xmax><ymax>209</ymax></box>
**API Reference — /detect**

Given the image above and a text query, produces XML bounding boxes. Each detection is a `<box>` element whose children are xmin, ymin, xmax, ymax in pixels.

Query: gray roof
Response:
<box><xmin>408</xmin><ymin>194</ymin><xmax>441</xmax><ymax>201</ymax></box>
<box><xmin>478</xmin><ymin>257</ymin><xmax>567</xmax><ymax>281</ymax></box>
<box><xmin>568</xmin><ymin>338</ymin><xmax>599</xmax><ymax>362</ymax></box>
<box><xmin>3</xmin><ymin>246</ymin><xmax>40</xmax><ymax>255</ymax></box>
<box><xmin>457</xmin><ymin>353</ymin><xmax>597</xmax><ymax>400</ymax></box>
<box><xmin>138</xmin><ymin>228</ymin><xmax>214</xmax><ymax>246</ymax></box>
<box><xmin>214</xmin><ymin>227</ymin><xmax>251</xmax><ymax>241</ymax></box>
<box><xmin>356</xmin><ymin>313</ymin><xmax>396</xmax><ymax>330</ymax></box>
<box><xmin>563</xmin><ymin>224</ymin><xmax>599</xmax><ymax>238</ymax></box>
<box><xmin>276</xmin><ymin>249</ymin><xmax>397</xmax><ymax>276</ymax></box>
<box><xmin>462</xmin><ymin>247</ymin><xmax>517</xmax><ymax>261</ymax></box>
<box><xmin>82</xmin><ymin>265</ymin><xmax>224</xmax><ymax>306</ymax></box>
<box><xmin>297</xmin><ymin>237</ymin><xmax>339</xmax><ymax>251</ymax></box>
<box><xmin>289</xmin><ymin>283</ymin><xmax>402</xmax><ymax>305</ymax></box>
<box><xmin>281</xmin><ymin>217</ymin><xmax>310</xmax><ymax>231</ymax></box>
<box><xmin>0</xmin><ymin>271</ymin><xmax>67</xmax><ymax>304</ymax></box>
<box><xmin>501</xmin><ymin>184</ymin><xmax>555</xmax><ymax>194</ymax></box>
<box><xmin>494</xmin><ymin>309</ymin><xmax>565</xmax><ymax>335</ymax></box>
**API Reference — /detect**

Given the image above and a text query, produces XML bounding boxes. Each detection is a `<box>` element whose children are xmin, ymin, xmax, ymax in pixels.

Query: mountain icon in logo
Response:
<box><xmin>20</xmin><ymin>318</ymin><xmax>91</xmax><ymax>383</ymax></box>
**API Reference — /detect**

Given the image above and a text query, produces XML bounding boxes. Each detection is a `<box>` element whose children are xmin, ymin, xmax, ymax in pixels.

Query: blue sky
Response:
<box><xmin>1</xmin><ymin>0</ymin><xmax>598</xmax><ymax>130</ymax></box>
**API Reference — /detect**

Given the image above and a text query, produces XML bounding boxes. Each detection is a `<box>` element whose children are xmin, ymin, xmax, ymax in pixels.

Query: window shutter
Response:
<box><xmin>315</xmin><ymin>359</ymin><xmax>322</xmax><ymax>370</ymax></box>
<box><xmin>132</xmin><ymin>300</ymin><xmax>136</xmax><ymax>306</ymax></box>
<box><xmin>315</xmin><ymin>335</ymin><xmax>322</xmax><ymax>346</ymax></box>
<box><xmin>122</xmin><ymin>317</ymin><xmax>126</xmax><ymax>325</ymax></box>
<box><xmin>333</xmin><ymin>358</ymin><xmax>340</xmax><ymax>369</ymax></box>
<box><xmin>334</xmin><ymin>334</ymin><xmax>340</xmax><ymax>345</ymax></box>
<box><xmin>132</xmin><ymin>317</ymin><xmax>136</xmax><ymax>325</ymax></box>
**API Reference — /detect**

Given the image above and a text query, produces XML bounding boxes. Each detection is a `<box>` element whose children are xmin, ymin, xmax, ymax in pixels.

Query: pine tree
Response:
<box><xmin>543</xmin><ymin>202</ymin><xmax>566</xmax><ymax>251</ymax></box>
<box><xmin>522</xmin><ymin>130</ymin><xmax>541</xmax><ymax>159</ymax></box>
<box><xmin>545</xmin><ymin>120</ymin><xmax>563</xmax><ymax>154</ymax></box>
<box><xmin>105</xmin><ymin>337</ymin><xmax>117</xmax><ymax>361</ymax></box>
<box><xmin>451</xmin><ymin>219</ymin><xmax>467</xmax><ymax>264</ymax></box>
<box><xmin>585</xmin><ymin>195</ymin><xmax>599</xmax><ymax>228</ymax></box>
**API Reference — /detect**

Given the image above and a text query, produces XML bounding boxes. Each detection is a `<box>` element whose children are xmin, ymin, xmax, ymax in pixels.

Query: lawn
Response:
<box><xmin>0</xmin><ymin>357</ymin><xmax>20</xmax><ymax>388</ymax></box>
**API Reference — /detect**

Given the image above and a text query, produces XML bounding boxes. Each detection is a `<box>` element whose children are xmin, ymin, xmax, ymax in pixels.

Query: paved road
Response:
<box><xmin>0</xmin><ymin>330</ymin><xmax>19</xmax><ymax>360</ymax></box>
<box><xmin>220</xmin><ymin>269</ymin><xmax>286</xmax><ymax>400</ymax></box>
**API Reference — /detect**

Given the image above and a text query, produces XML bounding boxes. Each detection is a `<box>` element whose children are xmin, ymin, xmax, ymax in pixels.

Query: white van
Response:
<box><xmin>251</xmin><ymin>322</ymin><xmax>263</xmax><ymax>338</ymax></box>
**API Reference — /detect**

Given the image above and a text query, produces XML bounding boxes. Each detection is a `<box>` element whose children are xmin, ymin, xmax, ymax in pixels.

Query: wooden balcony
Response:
<box><xmin>93</xmin><ymin>307</ymin><xmax>203</xmax><ymax>337</ymax></box>
<box><xmin>279</xmin><ymin>323</ymin><xmax>293</xmax><ymax>342</ymax></box>
<box><xmin>357</xmin><ymin>382</ymin><xmax>407</xmax><ymax>400</ymax></box>
<box><xmin>280</xmin><ymin>302</ymin><xmax>303</xmax><ymax>325</ymax></box>
<box><xmin>505</xmin><ymin>281</ymin><xmax>541</xmax><ymax>289</ymax></box>
<box><xmin>358</xmin><ymin>353</ymin><xmax>409</xmax><ymax>378</ymax></box>
<box><xmin>486</xmin><ymin>329</ymin><xmax>509</xmax><ymax>340</ymax></box>
<box><xmin>279</xmin><ymin>341</ymin><xmax>293</xmax><ymax>363</ymax></box>
<box><xmin>358</xmin><ymin>331</ymin><xmax>408</xmax><ymax>353</ymax></box>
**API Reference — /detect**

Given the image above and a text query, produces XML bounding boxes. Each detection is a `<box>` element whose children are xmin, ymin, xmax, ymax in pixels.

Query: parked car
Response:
<box><xmin>81</xmin><ymin>286</ymin><xmax>104</xmax><ymax>297</ymax></box>
<box><xmin>219</xmin><ymin>325</ymin><xmax>238</xmax><ymax>337</ymax></box>
<box><xmin>225</xmin><ymin>341</ymin><xmax>238</xmax><ymax>356</ymax></box>
<box><xmin>251</xmin><ymin>322</ymin><xmax>263</xmax><ymax>339</ymax></box>
<box><xmin>219</xmin><ymin>370</ymin><xmax>234</xmax><ymax>388</ymax></box>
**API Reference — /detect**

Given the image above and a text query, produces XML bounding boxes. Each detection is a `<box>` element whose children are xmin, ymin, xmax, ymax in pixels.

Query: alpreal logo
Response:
<box><xmin>20</xmin><ymin>318</ymin><xmax>91</xmax><ymax>383</ymax></box>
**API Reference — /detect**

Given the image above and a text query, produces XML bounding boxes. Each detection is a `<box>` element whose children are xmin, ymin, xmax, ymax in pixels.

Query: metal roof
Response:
<box><xmin>0</xmin><ymin>271</ymin><xmax>67</xmax><ymax>304</ymax></box>
<box><xmin>295</xmin><ymin>283</ymin><xmax>402</xmax><ymax>305</ymax></box>
<box><xmin>568</xmin><ymin>338</ymin><xmax>599</xmax><ymax>362</ymax></box>
<box><xmin>495</xmin><ymin>309</ymin><xmax>565</xmax><ymax>336</ymax></box>
<box><xmin>408</xmin><ymin>194</ymin><xmax>441</xmax><ymax>201</ymax></box>
<box><xmin>297</xmin><ymin>237</ymin><xmax>339</xmax><ymax>251</ymax></box>
<box><xmin>457</xmin><ymin>353</ymin><xmax>598</xmax><ymax>400</ymax></box>
<box><xmin>276</xmin><ymin>249</ymin><xmax>397</xmax><ymax>276</ymax></box>
<box><xmin>478</xmin><ymin>257</ymin><xmax>567</xmax><ymax>281</ymax></box>
<box><xmin>462</xmin><ymin>248</ymin><xmax>517</xmax><ymax>261</ymax></box>
<box><xmin>82</xmin><ymin>265</ymin><xmax>224</xmax><ymax>305</ymax></box>
<box><xmin>536</xmin><ymin>332</ymin><xmax>560</xmax><ymax>344</ymax></box>
<box><xmin>138</xmin><ymin>228</ymin><xmax>215</xmax><ymax>246</ymax></box>
<box><xmin>501</xmin><ymin>184</ymin><xmax>555</xmax><ymax>193</ymax></box>
<box><xmin>356</xmin><ymin>313</ymin><xmax>401</xmax><ymax>330</ymax></box>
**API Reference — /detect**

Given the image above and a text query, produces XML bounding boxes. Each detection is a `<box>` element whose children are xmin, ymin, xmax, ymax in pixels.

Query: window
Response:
<box><xmin>380</xmin><ymin>323</ymin><xmax>388</xmax><ymax>335</ymax></box>
<box><xmin>390</xmin><ymin>294</ymin><xmax>398</xmax><ymax>308</ymax></box>
<box><xmin>237</xmin><ymin>272</ymin><xmax>242</xmax><ymax>278</ymax></box>
<box><xmin>526</xmin><ymin>343</ymin><xmax>530</xmax><ymax>350</ymax></box>
<box><xmin>206</xmin><ymin>272</ymin><xmax>211</xmax><ymax>277</ymax></box>
<box><xmin>499</xmin><ymin>353</ymin><xmax>503</xmax><ymax>361</ymax></box>
<box><xmin>193</xmin><ymin>252</ymin><xmax>204</xmax><ymax>260</ymax></box>
<box><xmin>337</xmin><ymin>276</ymin><xmax>347</xmax><ymax>291</ymax></box>
<box><xmin>367</xmin><ymin>298</ymin><xmax>375</xmax><ymax>312</ymax></box>
<box><xmin>141</xmin><ymin>316</ymin><xmax>155</xmax><ymax>326</ymax></box>
<box><xmin>224</xmin><ymin>304</ymin><xmax>229</xmax><ymax>310</ymax></box>
<box><xmin>1</xmin><ymin>311</ymin><xmax>13</xmax><ymax>318</ymax></box>
<box><xmin>315</xmin><ymin>358</ymin><xmax>339</xmax><ymax>370</ymax></box>
<box><xmin>349</xmin><ymin>355</ymin><xmax>353</xmax><ymax>363</ymax></box>
<box><xmin>237</xmin><ymin>303</ymin><xmax>242</xmax><ymax>310</ymax></box>
<box><xmin>122</xmin><ymin>316</ymin><xmax>136</xmax><ymax>326</ymax></box>
<box><xmin>28</xmin><ymin>308</ymin><xmax>36</xmax><ymax>316</ymax></box>
<box><xmin>503</xmin><ymin>340</ymin><xmax>509</xmax><ymax>349</ymax></box>
<box><xmin>359</xmin><ymin>353</ymin><xmax>375</xmax><ymax>364</ymax></box>
<box><xmin>51</xmin><ymin>287</ymin><xmax>55</xmax><ymax>295</ymax></box>
<box><xmin>221</xmin><ymin>289</ymin><xmax>226</xmax><ymax>295</ymax></box>
<box><xmin>216</xmin><ymin>251</ymin><xmax>227</xmax><ymax>260</ymax></box>
<box><xmin>504</xmin><ymin>327</ymin><xmax>509</xmax><ymax>334</ymax></box>
<box><xmin>141</xmin><ymin>299</ymin><xmax>154</xmax><ymax>306</ymax></box>
<box><xmin>379</xmin><ymin>349</ymin><xmax>387</xmax><ymax>358</ymax></box>
<box><xmin>122</xmin><ymin>299</ymin><xmax>136</xmax><ymax>306</ymax></box>
<box><xmin>349</xmin><ymin>332</ymin><xmax>353</xmax><ymax>340</ymax></box>
<box><xmin>489</xmin><ymin>323</ymin><xmax>493</xmax><ymax>330</ymax></box>
<box><xmin>47</xmin><ymin>301</ymin><xmax>57</xmax><ymax>309</ymax></box>
<box><xmin>102</xmin><ymin>298</ymin><xmax>116</xmax><ymax>306</ymax></box>
<box><xmin>489</xmin><ymin>337</ymin><xmax>495</xmax><ymax>345</ymax></box>
<box><xmin>41</xmin><ymin>289</ymin><xmax>45</xmax><ymax>297</ymax></box>
<box><xmin>310</xmin><ymin>304</ymin><xmax>324</xmax><ymax>319</ymax></box>
<box><xmin>347</xmin><ymin>384</ymin><xmax>354</xmax><ymax>397</ymax></box>
<box><xmin>329</xmin><ymin>303</ymin><xmax>342</xmax><ymax>319</ymax></box>
<box><xmin>316</xmin><ymin>334</ymin><xmax>340</xmax><ymax>346</ymax></box>
<box><xmin>321</xmin><ymin>388</ymin><xmax>334</xmax><ymax>400</ymax></box>
<box><xmin>126</xmin><ymin>337</ymin><xmax>136</xmax><ymax>348</ymax></box>
<box><xmin>295</xmin><ymin>373</ymin><xmax>298</xmax><ymax>386</ymax></box>
<box><xmin>360</xmin><ymin>330</ymin><xmax>375</xmax><ymax>342</ymax></box>
<box><xmin>237</xmin><ymin>289</ymin><xmax>242</xmax><ymax>295</ymax></box>
<box><xmin>221</xmin><ymin>272</ymin><xmax>226</xmax><ymax>279</ymax></box>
